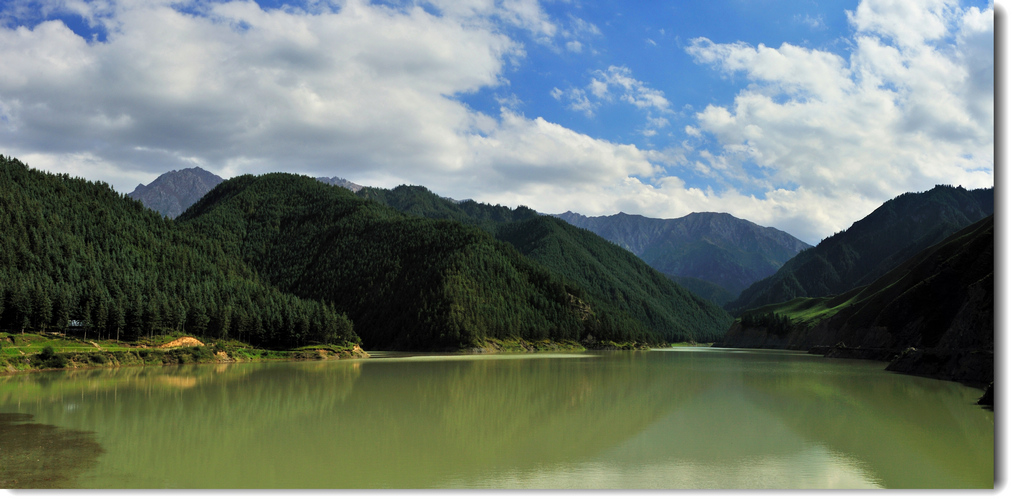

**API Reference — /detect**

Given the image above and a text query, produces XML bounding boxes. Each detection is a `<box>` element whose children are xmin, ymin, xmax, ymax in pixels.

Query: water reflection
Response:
<box><xmin>0</xmin><ymin>349</ymin><xmax>993</xmax><ymax>489</ymax></box>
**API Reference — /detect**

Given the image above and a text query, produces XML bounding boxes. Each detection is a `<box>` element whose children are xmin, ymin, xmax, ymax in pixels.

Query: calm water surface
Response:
<box><xmin>0</xmin><ymin>348</ymin><xmax>993</xmax><ymax>489</ymax></box>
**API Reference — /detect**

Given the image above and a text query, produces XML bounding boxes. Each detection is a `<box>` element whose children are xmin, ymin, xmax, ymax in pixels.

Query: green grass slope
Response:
<box><xmin>180</xmin><ymin>174</ymin><xmax>664</xmax><ymax>350</ymax></box>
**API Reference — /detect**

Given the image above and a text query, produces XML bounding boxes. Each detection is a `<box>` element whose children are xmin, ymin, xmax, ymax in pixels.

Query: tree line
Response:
<box><xmin>0</xmin><ymin>155</ymin><xmax>356</xmax><ymax>347</ymax></box>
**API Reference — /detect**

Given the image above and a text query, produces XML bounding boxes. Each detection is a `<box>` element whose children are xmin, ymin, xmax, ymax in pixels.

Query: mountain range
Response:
<box><xmin>555</xmin><ymin>211</ymin><xmax>811</xmax><ymax>302</ymax></box>
<box><xmin>726</xmin><ymin>185</ymin><xmax>994</xmax><ymax>314</ymax></box>
<box><xmin>127</xmin><ymin>167</ymin><xmax>365</xmax><ymax>218</ymax></box>
<box><xmin>125</xmin><ymin>167</ymin><xmax>813</xmax><ymax>309</ymax></box>
<box><xmin>9</xmin><ymin>156</ymin><xmax>727</xmax><ymax>350</ymax></box>
<box><xmin>178</xmin><ymin>175</ymin><xmax>733</xmax><ymax>348</ymax></box>
<box><xmin>3</xmin><ymin>156</ymin><xmax>995</xmax><ymax>387</ymax></box>
<box><xmin>354</xmin><ymin>185</ymin><xmax>732</xmax><ymax>342</ymax></box>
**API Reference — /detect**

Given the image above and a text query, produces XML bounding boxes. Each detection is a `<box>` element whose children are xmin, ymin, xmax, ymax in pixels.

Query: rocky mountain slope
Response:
<box><xmin>127</xmin><ymin>167</ymin><xmax>224</xmax><ymax>218</ymax></box>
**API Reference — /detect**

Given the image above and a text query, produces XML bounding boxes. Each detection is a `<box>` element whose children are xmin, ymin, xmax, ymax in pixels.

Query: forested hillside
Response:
<box><xmin>179</xmin><ymin>174</ymin><xmax>670</xmax><ymax>350</ymax></box>
<box><xmin>358</xmin><ymin>184</ymin><xmax>540</xmax><ymax>230</ymax></box>
<box><xmin>0</xmin><ymin>156</ymin><xmax>356</xmax><ymax>347</ymax></box>
<box><xmin>727</xmin><ymin>185</ymin><xmax>993</xmax><ymax>314</ymax></box>
<box><xmin>722</xmin><ymin>215</ymin><xmax>993</xmax><ymax>385</ymax></box>
<box><xmin>356</xmin><ymin>185</ymin><xmax>733</xmax><ymax>342</ymax></box>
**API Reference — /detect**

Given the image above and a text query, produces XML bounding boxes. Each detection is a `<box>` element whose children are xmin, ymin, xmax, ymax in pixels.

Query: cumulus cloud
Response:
<box><xmin>590</xmin><ymin>66</ymin><xmax>672</xmax><ymax>111</ymax></box>
<box><xmin>681</xmin><ymin>0</ymin><xmax>993</xmax><ymax>239</ymax></box>
<box><xmin>556</xmin><ymin>65</ymin><xmax>673</xmax><ymax>130</ymax></box>
<box><xmin>0</xmin><ymin>0</ymin><xmax>649</xmax><ymax>199</ymax></box>
<box><xmin>0</xmin><ymin>0</ymin><xmax>995</xmax><ymax>244</ymax></box>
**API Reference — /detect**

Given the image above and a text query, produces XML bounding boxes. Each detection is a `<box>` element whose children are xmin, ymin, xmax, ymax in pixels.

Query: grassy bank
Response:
<box><xmin>0</xmin><ymin>332</ymin><xmax>368</xmax><ymax>374</ymax></box>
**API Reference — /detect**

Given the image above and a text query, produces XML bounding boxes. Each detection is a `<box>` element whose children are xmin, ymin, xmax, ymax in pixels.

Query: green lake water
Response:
<box><xmin>0</xmin><ymin>347</ymin><xmax>993</xmax><ymax>489</ymax></box>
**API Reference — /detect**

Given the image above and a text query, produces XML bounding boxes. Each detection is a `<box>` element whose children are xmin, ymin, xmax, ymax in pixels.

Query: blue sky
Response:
<box><xmin>0</xmin><ymin>0</ymin><xmax>995</xmax><ymax>243</ymax></box>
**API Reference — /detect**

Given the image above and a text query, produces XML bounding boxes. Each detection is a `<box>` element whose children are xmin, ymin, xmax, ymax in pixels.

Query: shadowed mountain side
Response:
<box><xmin>127</xmin><ymin>167</ymin><xmax>224</xmax><ymax>218</ymax></box>
<box><xmin>179</xmin><ymin>174</ymin><xmax>665</xmax><ymax>350</ymax></box>
<box><xmin>357</xmin><ymin>185</ymin><xmax>733</xmax><ymax>342</ymax></box>
<box><xmin>721</xmin><ymin>215</ymin><xmax>993</xmax><ymax>386</ymax></box>
<box><xmin>494</xmin><ymin>217</ymin><xmax>732</xmax><ymax>342</ymax></box>
<box><xmin>727</xmin><ymin>185</ymin><xmax>993</xmax><ymax>314</ymax></box>
<box><xmin>665</xmin><ymin>275</ymin><xmax>737</xmax><ymax>307</ymax></box>
<box><xmin>556</xmin><ymin>211</ymin><xmax>810</xmax><ymax>298</ymax></box>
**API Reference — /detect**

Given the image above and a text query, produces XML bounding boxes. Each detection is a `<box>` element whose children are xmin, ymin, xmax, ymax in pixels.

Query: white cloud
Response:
<box><xmin>566</xmin><ymin>14</ymin><xmax>601</xmax><ymax>37</ymax></box>
<box><xmin>0</xmin><ymin>0</ymin><xmax>651</xmax><ymax>199</ymax></box>
<box><xmin>557</xmin><ymin>65</ymin><xmax>673</xmax><ymax>124</ymax></box>
<box><xmin>846</xmin><ymin>0</ymin><xmax>957</xmax><ymax>48</ymax></box>
<box><xmin>795</xmin><ymin>13</ymin><xmax>827</xmax><ymax>30</ymax></box>
<box><xmin>0</xmin><ymin>0</ymin><xmax>995</xmax><ymax>245</ymax></box>
<box><xmin>551</xmin><ymin>86</ymin><xmax>596</xmax><ymax>117</ymax></box>
<box><xmin>466</xmin><ymin>109</ymin><xmax>659</xmax><ymax>190</ymax></box>
<box><xmin>421</xmin><ymin>0</ymin><xmax>557</xmax><ymax>40</ymax></box>
<box><xmin>681</xmin><ymin>0</ymin><xmax>993</xmax><ymax>237</ymax></box>
<box><xmin>591</xmin><ymin>66</ymin><xmax>672</xmax><ymax>111</ymax></box>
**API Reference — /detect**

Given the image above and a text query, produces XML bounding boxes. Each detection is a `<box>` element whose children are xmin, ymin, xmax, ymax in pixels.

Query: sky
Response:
<box><xmin>0</xmin><ymin>0</ymin><xmax>995</xmax><ymax>244</ymax></box>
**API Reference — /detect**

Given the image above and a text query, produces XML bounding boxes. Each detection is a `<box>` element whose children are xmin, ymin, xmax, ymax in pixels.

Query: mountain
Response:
<box><xmin>0</xmin><ymin>155</ymin><xmax>355</xmax><ymax>347</ymax></box>
<box><xmin>355</xmin><ymin>185</ymin><xmax>733</xmax><ymax>342</ymax></box>
<box><xmin>179</xmin><ymin>175</ymin><xmax>672</xmax><ymax>350</ymax></box>
<box><xmin>127</xmin><ymin>167</ymin><xmax>223</xmax><ymax>218</ymax></box>
<box><xmin>721</xmin><ymin>215</ymin><xmax>993</xmax><ymax>386</ymax></box>
<box><xmin>316</xmin><ymin>176</ymin><xmax>363</xmax><ymax>193</ymax></box>
<box><xmin>664</xmin><ymin>275</ymin><xmax>736</xmax><ymax>307</ymax></box>
<box><xmin>555</xmin><ymin>211</ymin><xmax>811</xmax><ymax>301</ymax></box>
<box><xmin>726</xmin><ymin>185</ymin><xmax>994</xmax><ymax>314</ymax></box>
<box><xmin>359</xmin><ymin>185</ymin><xmax>539</xmax><ymax>228</ymax></box>
<box><xmin>128</xmin><ymin>168</ymin><xmax>364</xmax><ymax>218</ymax></box>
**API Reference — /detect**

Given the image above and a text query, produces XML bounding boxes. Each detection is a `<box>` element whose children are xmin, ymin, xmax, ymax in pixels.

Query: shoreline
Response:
<box><xmin>0</xmin><ymin>342</ymin><xmax>370</xmax><ymax>376</ymax></box>
<box><xmin>0</xmin><ymin>333</ymin><xmax>659</xmax><ymax>375</ymax></box>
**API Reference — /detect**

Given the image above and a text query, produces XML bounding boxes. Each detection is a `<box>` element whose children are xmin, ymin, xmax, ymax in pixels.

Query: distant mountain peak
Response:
<box><xmin>316</xmin><ymin>176</ymin><xmax>363</xmax><ymax>193</ymax></box>
<box><xmin>554</xmin><ymin>211</ymin><xmax>811</xmax><ymax>299</ymax></box>
<box><xmin>128</xmin><ymin>166</ymin><xmax>224</xmax><ymax>218</ymax></box>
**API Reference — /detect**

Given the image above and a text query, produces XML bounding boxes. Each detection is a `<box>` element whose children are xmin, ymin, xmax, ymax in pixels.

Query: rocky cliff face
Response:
<box><xmin>128</xmin><ymin>167</ymin><xmax>224</xmax><ymax>218</ymax></box>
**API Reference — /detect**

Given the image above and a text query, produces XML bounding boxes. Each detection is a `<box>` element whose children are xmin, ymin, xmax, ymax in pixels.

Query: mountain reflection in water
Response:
<box><xmin>0</xmin><ymin>349</ymin><xmax>993</xmax><ymax>488</ymax></box>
